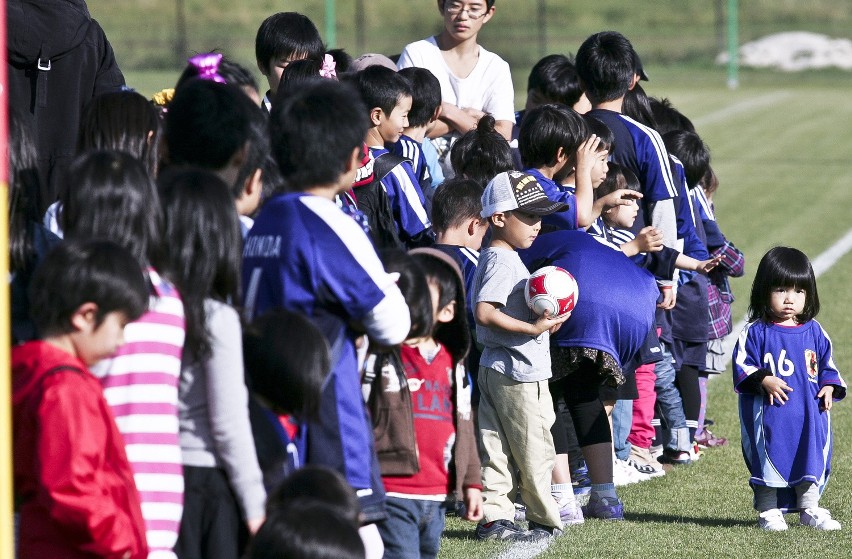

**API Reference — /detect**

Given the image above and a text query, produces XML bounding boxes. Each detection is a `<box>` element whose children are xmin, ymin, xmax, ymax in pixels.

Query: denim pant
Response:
<box><xmin>653</xmin><ymin>343</ymin><xmax>691</xmax><ymax>452</ymax></box>
<box><xmin>378</xmin><ymin>497</ymin><xmax>446</xmax><ymax>559</ymax></box>
<box><xmin>612</xmin><ymin>399</ymin><xmax>633</xmax><ymax>461</ymax></box>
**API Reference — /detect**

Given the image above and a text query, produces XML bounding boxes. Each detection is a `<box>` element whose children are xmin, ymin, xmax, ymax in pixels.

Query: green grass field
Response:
<box><xmin>436</xmin><ymin>74</ymin><xmax>852</xmax><ymax>557</ymax></box>
<box><xmin>102</xmin><ymin>2</ymin><xmax>852</xmax><ymax>555</ymax></box>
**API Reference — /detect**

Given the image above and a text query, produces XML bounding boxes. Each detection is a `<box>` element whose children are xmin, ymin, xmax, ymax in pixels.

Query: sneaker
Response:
<box><xmin>475</xmin><ymin>519</ymin><xmax>535</xmax><ymax>541</ymax></box>
<box><xmin>758</xmin><ymin>509</ymin><xmax>788</xmax><ymax>531</ymax></box>
<box><xmin>800</xmin><ymin>507</ymin><xmax>841</xmax><ymax>530</ymax></box>
<box><xmin>658</xmin><ymin>449</ymin><xmax>692</xmax><ymax>465</ymax></box>
<box><xmin>582</xmin><ymin>495</ymin><xmax>624</xmax><ymax>520</ymax></box>
<box><xmin>627</xmin><ymin>457</ymin><xmax>665</xmax><ymax>478</ymax></box>
<box><xmin>572</xmin><ymin>465</ymin><xmax>591</xmax><ymax>496</ymax></box>
<box><xmin>555</xmin><ymin>496</ymin><xmax>584</xmax><ymax>526</ymax></box>
<box><xmin>649</xmin><ymin>444</ymin><xmax>664</xmax><ymax>462</ymax></box>
<box><xmin>527</xmin><ymin>520</ymin><xmax>563</xmax><ymax>538</ymax></box>
<box><xmin>614</xmin><ymin>458</ymin><xmax>648</xmax><ymax>486</ymax></box>
<box><xmin>695</xmin><ymin>429</ymin><xmax>728</xmax><ymax>448</ymax></box>
<box><xmin>689</xmin><ymin>442</ymin><xmax>703</xmax><ymax>462</ymax></box>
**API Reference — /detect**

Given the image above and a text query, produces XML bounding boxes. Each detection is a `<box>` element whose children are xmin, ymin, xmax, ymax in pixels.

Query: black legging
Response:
<box><xmin>675</xmin><ymin>364</ymin><xmax>702</xmax><ymax>441</ymax></box>
<box><xmin>549</xmin><ymin>360</ymin><xmax>612</xmax><ymax>461</ymax></box>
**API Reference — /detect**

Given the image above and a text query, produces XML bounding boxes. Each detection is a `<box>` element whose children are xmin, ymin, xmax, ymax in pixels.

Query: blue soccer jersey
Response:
<box><xmin>391</xmin><ymin>135</ymin><xmax>432</xmax><ymax>193</ymax></box>
<box><xmin>242</xmin><ymin>192</ymin><xmax>400</xmax><ymax>510</ymax></box>
<box><xmin>519</xmin><ymin>229</ymin><xmax>658</xmax><ymax>369</ymax></box>
<box><xmin>733</xmin><ymin>319</ymin><xmax>847</xmax><ymax>510</ymax></box>
<box><xmin>524</xmin><ymin>168</ymin><xmax>579</xmax><ymax>232</ymax></box>
<box><xmin>369</xmin><ymin>146</ymin><xmax>431</xmax><ymax>243</ymax></box>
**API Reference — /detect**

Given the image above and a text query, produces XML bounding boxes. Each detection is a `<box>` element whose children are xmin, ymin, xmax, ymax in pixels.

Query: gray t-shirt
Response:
<box><xmin>472</xmin><ymin>247</ymin><xmax>552</xmax><ymax>382</ymax></box>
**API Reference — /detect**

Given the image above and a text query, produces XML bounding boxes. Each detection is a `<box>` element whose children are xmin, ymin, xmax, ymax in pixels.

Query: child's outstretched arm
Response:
<box><xmin>475</xmin><ymin>301</ymin><xmax>570</xmax><ymax>336</ymax></box>
<box><xmin>573</xmin><ymin>135</ymin><xmax>603</xmax><ymax>228</ymax></box>
<box><xmin>591</xmin><ymin>189</ymin><xmax>642</xmax><ymax>222</ymax></box>
<box><xmin>675</xmin><ymin>252</ymin><xmax>722</xmax><ymax>274</ymax></box>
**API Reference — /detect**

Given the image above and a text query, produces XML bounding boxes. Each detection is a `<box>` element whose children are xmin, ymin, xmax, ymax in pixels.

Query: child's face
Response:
<box><xmin>75</xmin><ymin>310</ymin><xmax>130</xmax><ymax>365</ymax></box>
<box><xmin>377</xmin><ymin>96</ymin><xmax>412</xmax><ymax>144</ymax></box>
<box><xmin>590</xmin><ymin>151</ymin><xmax>609</xmax><ymax>188</ymax></box>
<box><xmin>264</xmin><ymin>53</ymin><xmax>307</xmax><ymax>94</ymax></box>
<box><xmin>605</xmin><ymin>198</ymin><xmax>638</xmax><ymax>229</ymax></box>
<box><xmin>493</xmin><ymin>210</ymin><xmax>541</xmax><ymax>250</ymax></box>
<box><xmin>769</xmin><ymin>286</ymin><xmax>806</xmax><ymax>324</ymax></box>
<box><xmin>440</xmin><ymin>1</ymin><xmax>494</xmax><ymax>40</ymax></box>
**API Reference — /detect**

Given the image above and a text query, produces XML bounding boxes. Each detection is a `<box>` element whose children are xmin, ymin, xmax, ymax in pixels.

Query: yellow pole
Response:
<box><xmin>0</xmin><ymin>0</ymin><xmax>14</xmax><ymax>554</ymax></box>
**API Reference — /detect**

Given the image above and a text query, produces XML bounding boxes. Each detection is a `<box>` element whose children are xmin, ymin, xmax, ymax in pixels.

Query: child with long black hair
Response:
<box><xmin>157</xmin><ymin>168</ymin><xmax>266</xmax><ymax>558</ymax></box>
<box><xmin>733</xmin><ymin>247</ymin><xmax>845</xmax><ymax>531</ymax></box>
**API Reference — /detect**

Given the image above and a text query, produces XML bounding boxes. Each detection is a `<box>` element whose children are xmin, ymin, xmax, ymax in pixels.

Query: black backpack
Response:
<box><xmin>354</xmin><ymin>152</ymin><xmax>408</xmax><ymax>252</ymax></box>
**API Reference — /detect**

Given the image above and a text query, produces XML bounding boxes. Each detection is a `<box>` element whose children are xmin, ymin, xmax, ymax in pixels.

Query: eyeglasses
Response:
<box><xmin>444</xmin><ymin>2</ymin><xmax>488</xmax><ymax>19</ymax></box>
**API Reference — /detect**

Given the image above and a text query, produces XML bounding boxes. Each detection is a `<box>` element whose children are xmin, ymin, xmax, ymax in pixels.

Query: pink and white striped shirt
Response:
<box><xmin>94</xmin><ymin>269</ymin><xmax>186</xmax><ymax>559</ymax></box>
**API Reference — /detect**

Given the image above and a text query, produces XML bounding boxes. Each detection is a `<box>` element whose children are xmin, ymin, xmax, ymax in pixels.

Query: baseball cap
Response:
<box><xmin>350</xmin><ymin>53</ymin><xmax>398</xmax><ymax>72</ymax></box>
<box><xmin>632</xmin><ymin>49</ymin><xmax>649</xmax><ymax>81</ymax></box>
<box><xmin>481</xmin><ymin>171</ymin><xmax>569</xmax><ymax>218</ymax></box>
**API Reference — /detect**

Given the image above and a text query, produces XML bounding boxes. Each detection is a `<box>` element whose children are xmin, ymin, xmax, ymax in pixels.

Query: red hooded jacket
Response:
<box><xmin>13</xmin><ymin>340</ymin><xmax>147</xmax><ymax>559</ymax></box>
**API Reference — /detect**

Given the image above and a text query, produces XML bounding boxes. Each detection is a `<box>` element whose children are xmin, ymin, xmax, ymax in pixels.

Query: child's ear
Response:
<box><xmin>370</xmin><ymin>107</ymin><xmax>384</xmax><ymax>127</ymax></box>
<box><xmin>345</xmin><ymin>145</ymin><xmax>362</xmax><ymax>173</ymax></box>
<box><xmin>70</xmin><ymin>302</ymin><xmax>99</xmax><ymax>333</ymax></box>
<box><xmin>436</xmin><ymin>300</ymin><xmax>456</xmax><ymax>324</ymax></box>
<box><xmin>237</xmin><ymin>168</ymin><xmax>264</xmax><ymax>217</ymax></box>
<box><xmin>490</xmin><ymin>213</ymin><xmax>505</xmax><ymax>228</ymax></box>
<box><xmin>431</xmin><ymin>105</ymin><xmax>443</xmax><ymax>123</ymax></box>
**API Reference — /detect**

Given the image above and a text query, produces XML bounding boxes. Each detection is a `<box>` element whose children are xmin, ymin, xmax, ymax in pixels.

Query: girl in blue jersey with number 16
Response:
<box><xmin>733</xmin><ymin>247</ymin><xmax>846</xmax><ymax>532</ymax></box>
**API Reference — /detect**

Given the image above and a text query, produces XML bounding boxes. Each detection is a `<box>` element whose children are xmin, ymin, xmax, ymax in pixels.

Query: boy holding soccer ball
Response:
<box><xmin>470</xmin><ymin>170</ymin><xmax>571</xmax><ymax>540</ymax></box>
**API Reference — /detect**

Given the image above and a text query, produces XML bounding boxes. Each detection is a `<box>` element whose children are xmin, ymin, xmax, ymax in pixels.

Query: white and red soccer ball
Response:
<box><xmin>525</xmin><ymin>266</ymin><xmax>578</xmax><ymax>317</ymax></box>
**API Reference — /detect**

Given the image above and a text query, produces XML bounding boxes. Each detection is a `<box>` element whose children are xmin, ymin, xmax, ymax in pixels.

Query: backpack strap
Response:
<box><xmin>371</xmin><ymin>152</ymin><xmax>409</xmax><ymax>184</ymax></box>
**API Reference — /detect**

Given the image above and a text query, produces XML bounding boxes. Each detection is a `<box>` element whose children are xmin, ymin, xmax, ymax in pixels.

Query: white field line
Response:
<box><xmin>693</xmin><ymin>91</ymin><xmax>793</xmax><ymax>127</ymax></box>
<box><xmin>721</xmin><ymin>228</ymin><xmax>852</xmax><ymax>363</ymax></box>
<box><xmin>493</xmin><ymin>538</ymin><xmax>553</xmax><ymax>559</ymax></box>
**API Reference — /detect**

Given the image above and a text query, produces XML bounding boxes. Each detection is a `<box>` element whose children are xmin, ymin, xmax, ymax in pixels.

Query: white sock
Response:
<box><xmin>551</xmin><ymin>483</ymin><xmax>574</xmax><ymax>504</ymax></box>
<box><xmin>359</xmin><ymin>523</ymin><xmax>384</xmax><ymax>559</ymax></box>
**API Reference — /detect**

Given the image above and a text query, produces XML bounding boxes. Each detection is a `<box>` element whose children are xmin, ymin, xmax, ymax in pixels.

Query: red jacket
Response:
<box><xmin>13</xmin><ymin>341</ymin><xmax>148</xmax><ymax>559</ymax></box>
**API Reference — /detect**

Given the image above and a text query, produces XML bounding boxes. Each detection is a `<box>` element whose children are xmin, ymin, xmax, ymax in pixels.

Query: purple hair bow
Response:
<box><xmin>188</xmin><ymin>53</ymin><xmax>227</xmax><ymax>84</ymax></box>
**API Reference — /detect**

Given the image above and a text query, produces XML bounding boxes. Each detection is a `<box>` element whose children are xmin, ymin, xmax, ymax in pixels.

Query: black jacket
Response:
<box><xmin>7</xmin><ymin>0</ymin><xmax>125</xmax><ymax>213</ymax></box>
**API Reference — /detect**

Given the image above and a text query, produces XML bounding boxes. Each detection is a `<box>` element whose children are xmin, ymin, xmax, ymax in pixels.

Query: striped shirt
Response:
<box><xmin>94</xmin><ymin>269</ymin><xmax>186</xmax><ymax>559</ymax></box>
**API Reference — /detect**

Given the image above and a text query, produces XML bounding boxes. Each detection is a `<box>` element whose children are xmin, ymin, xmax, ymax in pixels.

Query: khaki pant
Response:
<box><xmin>478</xmin><ymin>366</ymin><xmax>562</xmax><ymax>528</ymax></box>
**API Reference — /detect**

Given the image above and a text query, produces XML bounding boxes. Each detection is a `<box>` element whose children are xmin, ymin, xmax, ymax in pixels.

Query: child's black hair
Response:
<box><xmin>410</xmin><ymin>249</ymin><xmax>470</xmax><ymax>365</ymax></box>
<box><xmin>519</xmin><ymin>103</ymin><xmax>589</xmax><ymax>169</ymax></box>
<box><xmin>701</xmin><ymin>165</ymin><xmax>719</xmax><ymax>196</ymax></box>
<box><xmin>575</xmin><ymin>31</ymin><xmax>636</xmax><ymax>104</ymax></box>
<box><xmin>327</xmin><ymin>48</ymin><xmax>353</xmax><ymax>73</ymax></box>
<box><xmin>431</xmin><ymin>177</ymin><xmax>484</xmax><ymax>234</ymax></box>
<box><xmin>352</xmin><ymin>64</ymin><xmax>412</xmax><ymax>117</ymax></box>
<box><xmin>78</xmin><ymin>90</ymin><xmax>161</xmax><ymax>179</ymax></box>
<box><xmin>266</xmin><ymin>466</ymin><xmax>360</xmax><ymax>525</ymax></box>
<box><xmin>663</xmin><ymin>130</ymin><xmax>710</xmax><ymax>189</ymax></box>
<box><xmin>175</xmin><ymin>55</ymin><xmax>260</xmax><ymax>99</ymax></box>
<box><xmin>582</xmin><ymin>114</ymin><xmax>615</xmax><ymax>153</ymax></box>
<box><xmin>30</xmin><ymin>239</ymin><xmax>148</xmax><ymax>336</ymax></box>
<box><xmin>621</xmin><ymin>83</ymin><xmax>657</xmax><ymax>129</ymax></box>
<box><xmin>397</xmin><ymin>67</ymin><xmax>441</xmax><ymax>128</ymax></box>
<box><xmin>595</xmin><ymin>162</ymin><xmax>639</xmax><ymax>199</ymax></box>
<box><xmin>157</xmin><ymin>168</ymin><xmax>242</xmax><ymax>363</ymax></box>
<box><xmin>273</xmin><ymin>56</ymin><xmax>327</xmax><ymax>107</ymax></box>
<box><xmin>748</xmin><ymin>247</ymin><xmax>819</xmax><ymax>324</ymax></box>
<box><xmin>255</xmin><ymin>12</ymin><xmax>325</xmax><ymax>75</ymax></box>
<box><xmin>233</xmin><ymin>105</ymin><xmax>271</xmax><ymax>200</ymax></box>
<box><xmin>270</xmin><ymin>80</ymin><xmax>370</xmax><ymax>191</ymax></box>
<box><xmin>243</xmin><ymin>309</ymin><xmax>331</xmax><ymax>421</ymax></box>
<box><xmin>380</xmin><ymin>249</ymin><xmax>433</xmax><ymax>340</ymax></box>
<box><xmin>450</xmin><ymin>115</ymin><xmax>514</xmax><ymax>187</ymax></box>
<box><xmin>8</xmin><ymin>109</ymin><xmax>41</xmax><ymax>274</ymax></box>
<box><xmin>649</xmin><ymin>97</ymin><xmax>695</xmax><ymax>135</ymax></box>
<box><xmin>246</xmin><ymin>501</ymin><xmax>365</xmax><ymax>559</ymax></box>
<box><xmin>526</xmin><ymin>54</ymin><xmax>583</xmax><ymax>108</ymax></box>
<box><xmin>165</xmin><ymin>80</ymin><xmax>255</xmax><ymax>172</ymax></box>
<box><xmin>61</xmin><ymin>151</ymin><xmax>162</xmax><ymax>270</ymax></box>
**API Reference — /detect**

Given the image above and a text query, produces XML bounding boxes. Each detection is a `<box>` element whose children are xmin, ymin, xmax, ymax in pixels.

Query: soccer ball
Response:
<box><xmin>525</xmin><ymin>266</ymin><xmax>578</xmax><ymax>317</ymax></box>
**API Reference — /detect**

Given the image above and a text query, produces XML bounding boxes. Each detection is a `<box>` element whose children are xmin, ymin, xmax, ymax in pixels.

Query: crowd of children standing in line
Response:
<box><xmin>8</xmin><ymin>0</ymin><xmax>847</xmax><ymax>558</ymax></box>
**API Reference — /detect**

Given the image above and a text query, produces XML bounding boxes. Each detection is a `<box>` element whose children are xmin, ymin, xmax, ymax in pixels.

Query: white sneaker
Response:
<box><xmin>627</xmin><ymin>457</ymin><xmax>665</xmax><ymax>478</ymax></box>
<box><xmin>613</xmin><ymin>458</ymin><xmax>650</xmax><ymax>486</ymax></box>
<box><xmin>800</xmin><ymin>507</ymin><xmax>841</xmax><ymax>530</ymax></box>
<box><xmin>758</xmin><ymin>509</ymin><xmax>788</xmax><ymax>531</ymax></box>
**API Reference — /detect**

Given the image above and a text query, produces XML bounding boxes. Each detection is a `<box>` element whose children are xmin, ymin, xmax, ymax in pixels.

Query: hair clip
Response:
<box><xmin>319</xmin><ymin>53</ymin><xmax>337</xmax><ymax>79</ymax></box>
<box><xmin>188</xmin><ymin>53</ymin><xmax>226</xmax><ymax>84</ymax></box>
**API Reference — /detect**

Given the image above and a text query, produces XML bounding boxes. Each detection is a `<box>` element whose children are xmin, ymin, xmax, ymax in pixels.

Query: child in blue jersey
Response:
<box><xmin>734</xmin><ymin>247</ymin><xmax>845</xmax><ymax>531</ymax></box>
<box><xmin>395</xmin><ymin>67</ymin><xmax>444</xmax><ymax>203</ymax></box>
<box><xmin>518</xmin><ymin>104</ymin><xmax>601</xmax><ymax>232</ymax></box>
<box><xmin>577</xmin><ymin>32</ymin><xmax>679</xmax><ymax>310</ymax></box>
<box><xmin>350</xmin><ymin>65</ymin><xmax>432</xmax><ymax>249</ymax></box>
<box><xmin>242</xmin><ymin>79</ymin><xmax>411</xmax><ymax>558</ymax></box>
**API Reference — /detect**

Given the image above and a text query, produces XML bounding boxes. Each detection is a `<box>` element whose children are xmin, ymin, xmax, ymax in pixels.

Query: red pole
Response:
<box><xmin>0</xmin><ymin>0</ymin><xmax>13</xmax><ymax>555</ymax></box>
